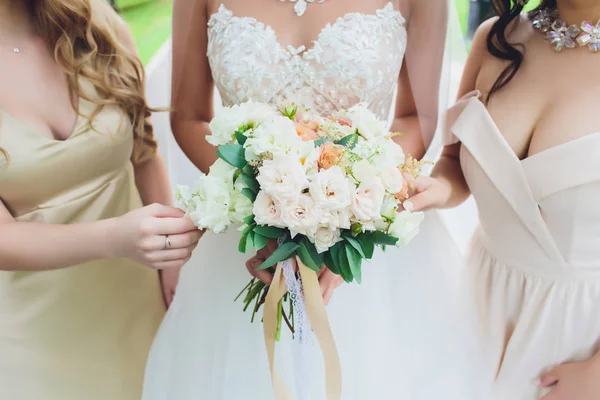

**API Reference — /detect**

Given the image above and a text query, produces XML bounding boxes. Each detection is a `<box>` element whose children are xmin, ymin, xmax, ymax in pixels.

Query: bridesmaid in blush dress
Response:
<box><xmin>407</xmin><ymin>0</ymin><xmax>600</xmax><ymax>398</ymax></box>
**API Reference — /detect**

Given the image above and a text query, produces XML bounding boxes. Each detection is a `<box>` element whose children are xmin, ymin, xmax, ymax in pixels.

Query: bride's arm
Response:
<box><xmin>390</xmin><ymin>0</ymin><xmax>448</xmax><ymax>160</ymax></box>
<box><xmin>407</xmin><ymin>19</ymin><xmax>494</xmax><ymax>211</ymax></box>
<box><xmin>171</xmin><ymin>0</ymin><xmax>216</xmax><ymax>174</ymax></box>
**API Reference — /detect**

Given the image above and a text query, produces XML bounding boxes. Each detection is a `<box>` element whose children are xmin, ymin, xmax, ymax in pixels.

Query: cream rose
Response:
<box><xmin>351</xmin><ymin>177</ymin><xmax>385</xmax><ymax>222</ymax></box>
<box><xmin>253</xmin><ymin>190</ymin><xmax>283</xmax><ymax>228</ymax></box>
<box><xmin>388</xmin><ymin>211</ymin><xmax>425</xmax><ymax>247</ymax></box>
<box><xmin>309</xmin><ymin>166</ymin><xmax>352</xmax><ymax>211</ymax></box>
<box><xmin>312</xmin><ymin>226</ymin><xmax>341</xmax><ymax>253</ymax></box>
<box><xmin>257</xmin><ymin>153</ymin><xmax>309</xmax><ymax>202</ymax></box>
<box><xmin>280</xmin><ymin>194</ymin><xmax>321</xmax><ymax>238</ymax></box>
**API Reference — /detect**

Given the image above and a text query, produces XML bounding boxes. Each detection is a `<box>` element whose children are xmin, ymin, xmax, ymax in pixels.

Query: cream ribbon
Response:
<box><xmin>263</xmin><ymin>256</ymin><xmax>342</xmax><ymax>400</ymax></box>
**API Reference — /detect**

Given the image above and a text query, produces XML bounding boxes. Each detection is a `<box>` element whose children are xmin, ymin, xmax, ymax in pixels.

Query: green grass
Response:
<box><xmin>120</xmin><ymin>0</ymin><xmax>173</xmax><ymax>64</ymax></box>
<box><xmin>457</xmin><ymin>0</ymin><xmax>470</xmax><ymax>37</ymax></box>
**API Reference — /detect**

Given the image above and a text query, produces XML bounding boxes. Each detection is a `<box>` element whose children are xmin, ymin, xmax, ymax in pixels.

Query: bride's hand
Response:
<box><xmin>538</xmin><ymin>353</ymin><xmax>600</xmax><ymax>400</ymax></box>
<box><xmin>245</xmin><ymin>240</ymin><xmax>343</xmax><ymax>304</ymax></box>
<box><xmin>245</xmin><ymin>239</ymin><xmax>279</xmax><ymax>285</ymax></box>
<box><xmin>402</xmin><ymin>174</ymin><xmax>452</xmax><ymax>212</ymax></box>
<box><xmin>318</xmin><ymin>267</ymin><xmax>343</xmax><ymax>305</ymax></box>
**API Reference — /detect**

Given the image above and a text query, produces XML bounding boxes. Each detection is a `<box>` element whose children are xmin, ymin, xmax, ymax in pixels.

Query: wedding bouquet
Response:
<box><xmin>176</xmin><ymin>101</ymin><xmax>425</xmax><ymax>330</ymax></box>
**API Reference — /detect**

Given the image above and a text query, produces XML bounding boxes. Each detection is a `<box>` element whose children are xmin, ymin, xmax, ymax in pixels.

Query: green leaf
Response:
<box><xmin>303</xmin><ymin>237</ymin><xmax>324</xmax><ymax>266</ymax></box>
<box><xmin>356</xmin><ymin>234</ymin><xmax>375</xmax><ymax>259</ymax></box>
<box><xmin>342</xmin><ymin>234</ymin><xmax>366</xmax><ymax>258</ymax></box>
<box><xmin>235</xmin><ymin>130</ymin><xmax>247</xmax><ymax>145</ymax></box>
<box><xmin>241</xmin><ymin>188</ymin><xmax>257</xmax><ymax>202</ymax></box>
<box><xmin>254</xmin><ymin>233</ymin><xmax>269</xmax><ymax>251</ymax></box>
<box><xmin>256</xmin><ymin>242</ymin><xmax>299</xmax><ymax>271</ymax></box>
<box><xmin>335</xmin><ymin>133</ymin><xmax>359</xmax><ymax>149</ymax></box>
<box><xmin>216</xmin><ymin>144</ymin><xmax>247</xmax><ymax>169</ymax></box>
<box><xmin>243</xmin><ymin>215</ymin><xmax>255</xmax><ymax>225</ymax></box>
<box><xmin>337</xmin><ymin>244</ymin><xmax>353</xmax><ymax>283</ymax></box>
<box><xmin>297</xmin><ymin>238</ymin><xmax>322</xmax><ymax>272</ymax></box>
<box><xmin>242</xmin><ymin>164</ymin><xmax>255</xmax><ymax>176</ymax></box>
<box><xmin>237</xmin><ymin>173</ymin><xmax>259</xmax><ymax>193</ymax></box>
<box><xmin>245</xmin><ymin>231</ymin><xmax>255</xmax><ymax>253</ymax></box>
<box><xmin>323</xmin><ymin>250</ymin><xmax>340</xmax><ymax>275</ymax></box>
<box><xmin>241</xmin><ymin>224</ymin><xmax>254</xmax><ymax>236</ymax></box>
<box><xmin>314</xmin><ymin>137</ymin><xmax>332</xmax><ymax>147</ymax></box>
<box><xmin>253</xmin><ymin>225</ymin><xmax>284</xmax><ymax>239</ymax></box>
<box><xmin>238</xmin><ymin>234</ymin><xmax>248</xmax><ymax>253</ymax></box>
<box><xmin>371</xmin><ymin>231</ymin><xmax>399</xmax><ymax>246</ymax></box>
<box><xmin>345</xmin><ymin>243</ymin><xmax>363</xmax><ymax>284</ymax></box>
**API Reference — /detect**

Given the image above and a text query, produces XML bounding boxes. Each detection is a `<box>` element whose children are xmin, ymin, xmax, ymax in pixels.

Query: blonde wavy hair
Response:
<box><xmin>2</xmin><ymin>0</ymin><xmax>156</xmax><ymax>164</ymax></box>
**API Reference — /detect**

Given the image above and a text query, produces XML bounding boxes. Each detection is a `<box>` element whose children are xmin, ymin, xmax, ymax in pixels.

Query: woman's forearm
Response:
<box><xmin>172</xmin><ymin>119</ymin><xmax>217</xmax><ymax>174</ymax></box>
<box><xmin>135</xmin><ymin>151</ymin><xmax>173</xmax><ymax>206</ymax></box>
<box><xmin>0</xmin><ymin>219</ymin><xmax>118</xmax><ymax>271</ymax></box>
<box><xmin>389</xmin><ymin>114</ymin><xmax>434</xmax><ymax>161</ymax></box>
<box><xmin>431</xmin><ymin>153</ymin><xmax>471</xmax><ymax>208</ymax></box>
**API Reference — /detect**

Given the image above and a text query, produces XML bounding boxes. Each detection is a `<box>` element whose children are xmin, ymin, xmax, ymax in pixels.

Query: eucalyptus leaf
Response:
<box><xmin>245</xmin><ymin>231</ymin><xmax>256</xmax><ymax>253</ymax></box>
<box><xmin>345</xmin><ymin>243</ymin><xmax>363</xmax><ymax>284</ymax></box>
<box><xmin>297</xmin><ymin>240</ymin><xmax>321</xmax><ymax>272</ymax></box>
<box><xmin>253</xmin><ymin>225</ymin><xmax>284</xmax><ymax>239</ymax></box>
<box><xmin>243</xmin><ymin>215</ymin><xmax>255</xmax><ymax>225</ymax></box>
<box><xmin>254</xmin><ymin>233</ymin><xmax>269</xmax><ymax>251</ymax></box>
<box><xmin>337</xmin><ymin>245</ymin><xmax>353</xmax><ymax>283</ymax></box>
<box><xmin>356</xmin><ymin>234</ymin><xmax>375</xmax><ymax>259</ymax></box>
<box><xmin>335</xmin><ymin>133</ymin><xmax>359</xmax><ymax>149</ymax></box>
<box><xmin>237</xmin><ymin>173</ymin><xmax>259</xmax><ymax>193</ymax></box>
<box><xmin>216</xmin><ymin>144</ymin><xmax>247</xmax><ymax>169</ymax></box>
<box><xmin>256</xmin><ymin>242</ymin><xmax>299</xmax><ymax>271</ymax></box>
<box><xmin>371</xmin><ymin>231</ymin><xmax>399</xmax><ymax>246</ymax></box>
<box><xmin>234</xmin><ymin>130</ymin><xmax>247</xmax><ymax>145</ymax></box>
<box><xmin>238</xmin><ymin>234</ymin><xmax>248</xmax><ymax>254</ymax></box>
<box><xmin>241</xmin><ymin>188</ymin><xmax>257</xmax><ymax>202</ymax></box>
<box><xmin>323</xmin><ymin>251</ymin><xmax>340</xmax><ymax>275</ymax></box>
<box><xmin>342</xmin><ymin>234</ymin><xmax>366</xmax><ymax>258</ymax></box>
<box><xmin>314</xmin><ymin>137</ymin><xmax>333</xmax><ymax>147</ymax></box>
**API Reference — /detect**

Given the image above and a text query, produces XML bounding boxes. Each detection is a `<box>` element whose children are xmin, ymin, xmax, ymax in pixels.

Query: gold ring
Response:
<box><xmin>164</xmin><ymin>235</ymin><xmax>172</xmax><ymax>250</ymax></box>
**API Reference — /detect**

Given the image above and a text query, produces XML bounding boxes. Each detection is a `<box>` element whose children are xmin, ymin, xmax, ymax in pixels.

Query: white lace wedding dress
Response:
<box><xmin>144</xmin><ymin>3</ymin><xmax>482</xmax><ymax>399</ymax></box>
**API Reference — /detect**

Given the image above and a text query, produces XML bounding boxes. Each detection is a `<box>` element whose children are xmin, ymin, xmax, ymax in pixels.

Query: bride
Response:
<box><xmin>144</xmin><ymin>0</ymin><xmax>480</xmax><ymax>399</ymax></box>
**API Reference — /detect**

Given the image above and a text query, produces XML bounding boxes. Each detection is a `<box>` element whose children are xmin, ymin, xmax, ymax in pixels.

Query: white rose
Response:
<box><xmin>312</xmin><ymin>226</ymin><xmax>341</xmax><ymax>253</ymax></box>
<box><xmin>244</xmin><ymin>116</ymin><xmax>312</xmax><ymax>161</ymax></box>
<box><xmin>388</xmin><ymin>211</ymin><xmax>425</xmax><ymax>247</ymax></box>
<box><xmin>351</xmin><ymin>159</ymin><xmax>377</xmax><ymax>184</ymax></box>
<box><xmin>320</xmin><ymin>206</ymin><xmax>353</xmax><ymax>230</ymax></box>
<box><xmin>280</xmin><ymin>194</ymin><xmax>321</xmax><ymax>238</ymax></box>
<box><xmin>351</xmin><ymin>177</ymin><xmax>385</xmax><ymax>222</ymax></box>
<box><xmin>309</xmin><ymin>166</ymin><xmax>352</xmax><ymax>211</ymax></box>
<box><xmin>187</xmin><ymin>175</ymin><xmax>232</xmax><ymax>233</ymax></box>
<box><xmin>380</xmin><ymin>165</ymin><xmax>404</xmax><ymax>194</ymax></box>
<box><xmin>346</xmin><ymin>103</ymin><xmax>388</xmax><ymax>140</ymax></box>
<box><xmin>253</xmin><ymin>190</ymin><xmax>284</xmax><ymax>227</ymax></box>
<box><xmin>206</xmin><ymin>102</ymin><xmax>279</xmax><ymax>146</ymax></box>
<box><xmin>257</xmin><ymin>153</ymin><xmax>309</xmax><ymax>202</ymax></box>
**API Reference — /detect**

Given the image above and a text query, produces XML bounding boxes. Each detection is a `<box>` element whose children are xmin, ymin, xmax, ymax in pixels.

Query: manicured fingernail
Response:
<box><xmin>403</xmin><ymin>200</ymin><xmax>414</xmax><ymax>211</ymax></box>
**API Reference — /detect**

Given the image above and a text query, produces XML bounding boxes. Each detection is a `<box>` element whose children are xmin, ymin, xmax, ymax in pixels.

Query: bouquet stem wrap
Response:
<box><xmin>263</xmin><ymin>256</ymin><xmax>342</xmax><ymax>400</ymax></box>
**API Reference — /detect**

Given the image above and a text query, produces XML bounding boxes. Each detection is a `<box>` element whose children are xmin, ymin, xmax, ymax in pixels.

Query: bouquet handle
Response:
<box><xmin>263</xmin><ymin>257</ymin><xmax>342</xmax><ymax>400</ymax></box>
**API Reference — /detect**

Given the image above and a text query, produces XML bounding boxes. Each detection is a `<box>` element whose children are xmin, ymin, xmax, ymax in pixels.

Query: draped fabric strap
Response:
<box><xmin>522</xmin><ymin>132</ymin><xmax>600</xmax><ymax>202</ymax></box>
<box><xmin>263</xmin><ymin>258</ymin><xmax>342</xmax><ymax>400</ymax></box>
<box><xmin>449</xmin><ymin>94</ymin><xmax>565</xmax><ymax>263</ymax></box>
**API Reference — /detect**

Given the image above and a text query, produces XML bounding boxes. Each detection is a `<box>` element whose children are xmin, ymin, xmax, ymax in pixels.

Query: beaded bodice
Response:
<box><xmin>207</xmin><ymin>2</ymin><xmax>407</xmax><ymax>119</ymax></box>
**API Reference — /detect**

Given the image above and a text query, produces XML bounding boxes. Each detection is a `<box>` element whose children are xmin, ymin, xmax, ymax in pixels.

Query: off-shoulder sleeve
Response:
<box><xmin>442</xmin><ymin>90</ymin><xmax>481</xmax><ymax>146</ymax></box>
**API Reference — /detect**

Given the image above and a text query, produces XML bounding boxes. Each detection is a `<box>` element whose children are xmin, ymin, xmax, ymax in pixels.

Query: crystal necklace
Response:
<box><xmin>280</xmin><ymin>0</ymin><xmax>326</xmax><ymax>17</ymax></box>
<box><xmin>531</xmin><ymin>8</ymin><xmax>600</xmax><ymax>52</ymax></box>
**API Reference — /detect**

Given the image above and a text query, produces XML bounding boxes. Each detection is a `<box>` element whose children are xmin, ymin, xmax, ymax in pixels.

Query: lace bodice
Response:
<box><xmin>207</xmin><ymin>3</ymin><xmax>407</xmax><ymax>119</ymax></box>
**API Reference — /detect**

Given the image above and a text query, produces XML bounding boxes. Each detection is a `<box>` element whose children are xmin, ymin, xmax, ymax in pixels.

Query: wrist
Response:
<box><xmin>97</xmin><ymin>218</ymin><xmax>122</xmax><ymax>259</ymax></box>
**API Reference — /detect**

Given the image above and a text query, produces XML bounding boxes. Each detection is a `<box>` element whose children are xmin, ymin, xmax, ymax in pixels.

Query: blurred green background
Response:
<box><xmin>118</xmin><ymin>0</ymin><xmax>541</xmax><ymax>65</ymax></box>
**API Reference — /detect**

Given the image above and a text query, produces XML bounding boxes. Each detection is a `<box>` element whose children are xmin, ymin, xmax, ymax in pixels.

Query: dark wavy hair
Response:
<box><xmin>486</xmin><ymin>0</ymin><xmax>557</xmax><ymax>102</ymax></box>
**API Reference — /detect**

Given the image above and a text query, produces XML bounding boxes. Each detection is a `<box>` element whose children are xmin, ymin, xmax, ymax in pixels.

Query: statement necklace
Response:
<box><xmin>531</xmin><ymin>8</ymin><xmax>600</xmax><ymax>52</ymax></box>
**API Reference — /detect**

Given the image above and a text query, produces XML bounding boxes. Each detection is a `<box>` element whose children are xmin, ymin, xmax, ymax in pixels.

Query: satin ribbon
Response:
<box><xmin>263</xmin><ymin>256</ymin><xmax>342</xmax><ymax>400</ymax></box>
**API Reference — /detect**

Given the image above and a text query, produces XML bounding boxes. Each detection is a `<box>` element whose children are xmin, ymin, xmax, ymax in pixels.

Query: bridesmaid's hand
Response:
<box><xmin>159</xmin><ymin>266</ymin><xmax>182</xmax><ymax>308</ymax></box>
<box><xmin>539</xmin><ymin>354</ymin><xmax>600</xmax><ymax>399</ymax></box>
<box><xmin>402</xmin><ymin>175</ymin><xmax>452</xmax><ymax>212</ymax></box>
<box><xmin>112</xmin><ymin>203</ymin><xmax>203</xmax><ymax>269</ymax></box>
<box><xmin>318</xmin><ymin>267</ymin><xmax>343</xmax><ymax>306</ymax></box>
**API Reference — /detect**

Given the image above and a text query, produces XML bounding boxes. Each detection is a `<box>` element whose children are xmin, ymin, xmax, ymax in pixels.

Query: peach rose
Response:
<box><xmin>295</xmin><ymin>120</ymin><xmax>320</xmax><ymax>142</ymax></box>
<box><xmin>318</xmin><ymin>142</ymin><xmax>344</xmax><ymax>170</ymax></box>
<box><xmin>394</xmin><ymin>171</ymin><xmax>410</xmax><ymax>200</ymax></box>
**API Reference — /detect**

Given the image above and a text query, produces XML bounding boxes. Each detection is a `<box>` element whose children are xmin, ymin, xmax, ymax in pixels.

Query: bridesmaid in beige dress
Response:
<box><xmin>404</xmin><ymin>0</ymin><xmax>600</xmax><ymax>399</ymax></box>
<box><xmin>0</xmin><ymin>0</ymin><xmax>202</xmax><ymax>399</ymax></box>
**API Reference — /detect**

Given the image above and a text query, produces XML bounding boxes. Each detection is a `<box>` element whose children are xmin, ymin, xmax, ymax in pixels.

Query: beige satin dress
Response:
<box><xmin>447</xmin><ymin>91</ymin><xmax>600</xmax><ymax>399</ymax></box>
<box><xmin>0</xmin><ymin>83</ymin><xmax>165</xmax><ymax>400</ymax></box>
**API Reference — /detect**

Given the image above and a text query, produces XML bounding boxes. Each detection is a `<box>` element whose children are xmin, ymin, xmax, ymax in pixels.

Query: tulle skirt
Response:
<box><xmin>142</xmin><ymin>210</ymin><xmax>484</xmax><ymax>400</ymax></box>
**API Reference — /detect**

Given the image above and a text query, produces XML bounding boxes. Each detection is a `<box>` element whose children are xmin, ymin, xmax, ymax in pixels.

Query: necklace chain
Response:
<box><xmin>279</xmin><ymin>0</ymin><xmax>327</xmax><ymax>17</ymax></box>
<box><xmin>531</xmin><ymin>8</ymin><xmax>600</xmax><ymax>52</ymax></box>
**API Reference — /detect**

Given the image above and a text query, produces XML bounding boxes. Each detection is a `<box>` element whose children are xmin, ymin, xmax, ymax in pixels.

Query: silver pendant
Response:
<box><xmin>280</xmin><ymin>0</ymin><xmax>326</xmax><ymax>17</ymax></box>
<box><xmin>13</xmin><ymin>47</ymin><xmax>20</xmax><ymax>53</ymax></box>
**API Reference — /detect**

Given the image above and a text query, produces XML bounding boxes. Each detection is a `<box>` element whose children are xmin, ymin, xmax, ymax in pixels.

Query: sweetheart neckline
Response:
<box><xmin>207</xmin><ymin>2</ymin><xmax>406</xmax><ymax>58</ymax></box>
